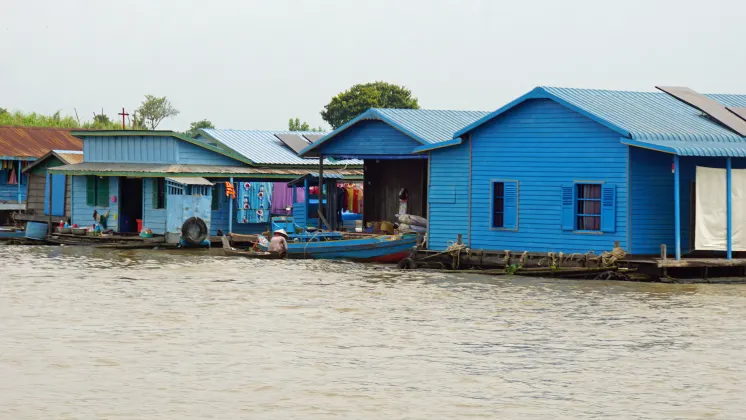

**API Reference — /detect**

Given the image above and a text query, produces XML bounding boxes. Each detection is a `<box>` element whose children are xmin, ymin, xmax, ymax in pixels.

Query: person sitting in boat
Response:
<box><xmin>268</xmin><ymin>229</ymin><xmax>289</xmax><ymax>257</ymax></box>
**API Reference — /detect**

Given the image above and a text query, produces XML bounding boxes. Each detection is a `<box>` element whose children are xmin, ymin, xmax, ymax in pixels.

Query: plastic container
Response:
<box><xmin>71</xmin><ymin>228</ymin><xmax>87</xmax><ymax>236</ymax></box>
<box><xmin>136</xmin><ymin>219</ymin><xmax>143</xmax><ymax>233</ymax></box>
<box><xmin>25</xmin><ymin>222</ymin><xmax>48</xmax><ymax>240</ymax></box>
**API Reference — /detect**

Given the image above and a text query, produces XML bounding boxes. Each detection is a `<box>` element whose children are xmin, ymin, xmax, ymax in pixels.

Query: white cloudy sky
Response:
<box><xmin>1</xmin><ymin>0</ymin><xmax>744</xmax><ymax>131</ymax></box>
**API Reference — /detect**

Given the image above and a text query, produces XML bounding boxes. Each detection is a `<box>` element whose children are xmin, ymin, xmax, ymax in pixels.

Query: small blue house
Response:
<box><xmin>51</xmin><ymin>130</ymin><xmax>361</xmax><ymax>241</ymax></box>
<box><xmin>416</xmin><ymin>87</ymin><xmax>746</xmax><ymax>259</ymax></box>
<box><xmin>299</xmin><ymin>108</ymin><xmax>489</xmax><ymax>224</ymax></box>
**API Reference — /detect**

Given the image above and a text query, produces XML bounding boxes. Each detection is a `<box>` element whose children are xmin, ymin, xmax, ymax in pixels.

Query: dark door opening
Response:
<box><xmin>119</xmin><ymin>178</ymin><xmax>143</xmax><ymax>233</ymax></box>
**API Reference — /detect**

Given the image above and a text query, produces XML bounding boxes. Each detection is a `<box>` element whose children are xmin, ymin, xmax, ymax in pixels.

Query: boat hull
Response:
<box><xmin>261</xmin><ymin>234</ymin><xmax>416</xmax><ymax>262</ymax></box>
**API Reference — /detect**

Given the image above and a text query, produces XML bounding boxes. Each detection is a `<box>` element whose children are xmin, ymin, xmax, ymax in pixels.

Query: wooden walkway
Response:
<box><xmin>625</xmin><ymin>258</ymin><xmax>746</xmax><ymax>268</ymax></box>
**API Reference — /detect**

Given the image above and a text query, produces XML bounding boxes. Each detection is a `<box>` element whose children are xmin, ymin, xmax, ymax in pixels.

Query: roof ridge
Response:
<box><xmin>371</xmin><ymin>107</ymin><xmax>490</xmax><ymax>113</ymax></box>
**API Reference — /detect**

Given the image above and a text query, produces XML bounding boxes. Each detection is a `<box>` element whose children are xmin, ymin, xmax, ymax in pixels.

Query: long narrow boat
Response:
<box><xmin>257</xmin><ymin>234</ymin><xmax>416</xmax><ymax>262</ymax></box>
<box><xmin>221</xmin><ymin>236</ymin><xmax>283</xmax><ymax>259</ymax></box>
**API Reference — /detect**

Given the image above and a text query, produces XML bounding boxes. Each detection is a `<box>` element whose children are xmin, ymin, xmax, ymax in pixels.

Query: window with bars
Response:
<box><xmin>561</xmin><ymin>183</ymin><xmax>616</xmax><ymax>233</ymax></box>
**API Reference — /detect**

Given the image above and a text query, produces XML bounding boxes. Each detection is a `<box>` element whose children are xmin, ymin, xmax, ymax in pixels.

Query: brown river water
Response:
<box><xmin>1</xmin><ymin>245</ymin><xmax>745</xmax><ymax>419</ymax></box>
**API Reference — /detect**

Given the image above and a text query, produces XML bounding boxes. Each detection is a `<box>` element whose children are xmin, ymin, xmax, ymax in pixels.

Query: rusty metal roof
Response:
<box><xmin>22</xmin><ymin>150</ymin><xmax>83</xmax><ymax>173</ymax></box>
<box><xmin>48</xmin><ymin>162</ymin><xmax>363</xmax><ymax>179</ymax></box>
<box><xmin>0</xmin><ymin>127</ymin><xmax>82</xmax><ymax>159</ymax></box>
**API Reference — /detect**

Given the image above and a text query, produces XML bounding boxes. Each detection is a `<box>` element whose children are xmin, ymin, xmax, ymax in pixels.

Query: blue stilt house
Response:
<box><xmin>50</xmin><ymin>130</ymin><xmax>361</xmax><ymax>241</ymax></box>
<box><xmin>416</xmin><ymin>86</ymin><xmax>746</xmax><ymax>260</ymax></box>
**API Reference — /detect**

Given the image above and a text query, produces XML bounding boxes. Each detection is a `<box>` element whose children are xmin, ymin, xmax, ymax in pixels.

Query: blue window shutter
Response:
<box><xmin>601</xmin><ymin>184</ymin><xmax>616</xmax><ymax>233</ymax></box>
<box><xmin>503</xmin><ymin>181</ymin><xmax>518</xmax><ymax>229</ymax></box>
<box><xmin>561</xmin><ymin>184</ymin><xmax>574</xmax><ymax>231</ymax></box>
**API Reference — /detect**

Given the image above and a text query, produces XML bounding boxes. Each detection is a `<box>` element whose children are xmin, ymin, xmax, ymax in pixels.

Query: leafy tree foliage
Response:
<box><xmin>136</xmin><ymin>95</ymin><xmax>179</xmax><ymax>130</ymax></box>
<box><xmin>320</xmin><ymin>81</ymin><xmax>419</xmax><ymax>129</ymax></box>
<box><xmin>288</xmin><ymin>117</ymin><xmax>322</xmax><ymax>132</ymax></box>
<box><xmin>186</xmin><ymin>119</ymin><xmax>215</xmax><ymax>137</ymax></box>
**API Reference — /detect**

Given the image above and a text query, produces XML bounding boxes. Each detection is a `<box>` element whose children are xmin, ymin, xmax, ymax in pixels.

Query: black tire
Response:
<box><xmin>396</xmin><ymin>258</ymin><xmax>418</xmax><ymax>270</ymax></box>
<box><xmin>182</xmin><ymin>217</ymin><xmax>208</xmax><ymax>245</ymax></box>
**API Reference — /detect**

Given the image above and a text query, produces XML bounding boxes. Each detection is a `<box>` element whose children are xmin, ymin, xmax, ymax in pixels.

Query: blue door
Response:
<box><xmin>44</xmin><ymin>173</ymin><xmax>66</xmax><ymax>216</ymax></box>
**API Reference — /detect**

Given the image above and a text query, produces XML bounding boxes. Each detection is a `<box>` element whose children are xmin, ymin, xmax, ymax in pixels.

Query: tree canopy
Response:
<box><xmin>288</xmin><ymin>117</ymin><xmax>323</xmax><ymax>132</ymax></box>
<box><xmin>136</xmin><ymin>95</ymin><xmax>179</xmax><ymax>130</ymax></box>
<box><xmin>320</xmin><ymin>81</ymin><xmax>419</xmax><ymax>129</ymax></box>
<box><xmin>0</xmin><ymin>109</ymin><xmax>122</xmax><ymax>129</ymax></box>
<box><xmin>186</xmin><ymin>119</ymin><xmax>215</xmax><ymax>137</ymax></box>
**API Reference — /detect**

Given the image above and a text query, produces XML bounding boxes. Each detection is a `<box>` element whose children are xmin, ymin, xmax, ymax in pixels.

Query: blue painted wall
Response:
<box><xmin>71</xmin><ymin>175</ymin><xmax>119</xmax><ymax>229</ymax></box>
<box><xmin>428</xmin><ymin>143</ymin><xmax>470</xmax><ymax>250</ymax></box>
<box><xmin>208</xmin><ymin>179</ymin><xmax>268</xmax><ymax>236</ymax></box>
<box><xmin>84</xmin><ymin>136</ymin><xmax>178</xmax><ymax>163</ymax></box>
<box><xmin>83</xmin><ymin>135</ymin><xmax>243</xmax><ymax>166</ymax></box>
<box><xmin>0</xmin><ymin>162</ymin><xmax>28</xmax><ymax>203</ymax></box>
<box><xmin>464</xmin><ymin>99</ymin><xmax>628</xmax><ymax>254</ymax></box>
<box><xmin>177</xmin><ymin>141</ymin><xmax>243</xmax><ymax>166</ymax></box>
<box><xmin>630</xmin><ymin>150</ymin><xmax>746</xmax><ymax>255</ymax></box>
<box><xmin>142</xmin><ymin>178</ymin><xmax>167</xmax><ymax>234</ymax></box>
<box><xmin>317</xmin><ymin>120</ymin><xmax>421</xmax><ymax>157</ymax></box>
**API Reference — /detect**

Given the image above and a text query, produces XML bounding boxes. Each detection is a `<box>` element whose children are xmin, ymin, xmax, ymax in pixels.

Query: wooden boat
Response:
<box><xmin>257</xmin><ymin>233</ymin><xmax>416</xmax><ymax>262</ymax></box>
<box><xmin>221</xmin><ymin>236</ymin><xmax>283</xmax><ymax>259</ymax></box>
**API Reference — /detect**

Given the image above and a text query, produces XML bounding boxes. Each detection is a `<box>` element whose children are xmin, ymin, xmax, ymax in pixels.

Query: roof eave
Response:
<box><xmin>412</xmin><ymin>137</ymin><xmax>464</xmax><ymax>153</ymax></box>
<box><xmin>299</xmin><ymin>109</ymin><xmax>429</xmax><ymax>157</ymax></box>
<box><xmin>452</xmin><ymin>86</ymin><xmax>632</xmax><ymax>142</ymax></box>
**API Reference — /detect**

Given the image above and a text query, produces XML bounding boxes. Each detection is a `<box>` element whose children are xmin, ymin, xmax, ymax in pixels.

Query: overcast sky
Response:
<box><xmin>2</xmin><ymin>0</ymin><xmax>744</xmax><ymax>131</ymax></box>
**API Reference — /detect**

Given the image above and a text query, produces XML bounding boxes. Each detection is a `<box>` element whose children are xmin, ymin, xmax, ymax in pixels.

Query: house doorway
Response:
<box><xmin>119</xmin><ymin>178</ymin><xmax>143</xmax><ymax>233</ymax></box>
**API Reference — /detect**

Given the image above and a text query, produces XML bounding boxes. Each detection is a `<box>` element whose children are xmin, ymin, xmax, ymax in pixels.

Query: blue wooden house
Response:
<box><xmin>50</xmin><ymin>130</ymin><xmax>361</xmax><ymax>241</ymax></box>
<box><xmin>299</xmin><ymin>109</ymin><xmax>489</xmax><ymax>224</ymax></box>
<box><xmin>413</xmin><ymin>86</ymin><xmax>746</xmax><ymax>260</ymax></box>
<box><xmin>0</xmin><ymin>127</ymin><xmax>82</xmax><ymax>216</ymax></box>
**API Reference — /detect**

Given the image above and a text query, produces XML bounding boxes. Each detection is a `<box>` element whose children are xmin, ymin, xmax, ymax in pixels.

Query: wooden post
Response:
<box><xmin>47</xmin><ymin>171</ymin><xmax>53</xmax><ymax>236</ymax></box>
<box><xmin>614</xmin><ymin>240</ymin><xmax>620</xmax><ymax>249</ymax></box>
<box><xmin>17</xmin><ymin>160</ymin><xmax>22</xmax><ymax>204</ymax></box>
<box><xmin>457</xmin><ymin>234</ymin><xmax>463</xmax><ymax>245</ymax></box>
<box><xmin>318</xmin><ymin>155</ymin><xmax>324</xmax><ymax>230</ymax></box>
<box><xmin>726</xmin><ymin>157</ymin><xmax>733</xmax><ymax>260</ymax></box>
<box><xmin>661</xmin><ymin>244</ymin><xmax>667</xmax><ymax>260</ymax></box>
<box><xmin>674</xmin><ymin>155</ymin><xmax>681</xmax><ymax>260</ymax></box>
<box><xmin>228</xmin><ymin>177</ymin><xmax>234</xmax><ymax>235</ymax></box>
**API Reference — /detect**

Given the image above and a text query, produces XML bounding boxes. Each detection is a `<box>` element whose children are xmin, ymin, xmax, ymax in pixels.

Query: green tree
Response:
<box><xmin>288</xmin><ymin>117</ymin><xmax>322</xmax><ymax>132</ymax></box>
<box><xmin>186</xmin><ymin>119</ymin><xmax>215</xmax><ymax>137</ymax></box>
<box><xmin>136</xmin><ymin>94</ymin><xmax>179</xmax><ymax>130</ymax></box>
<box><xmin>320</xmin><ymin>81</ymin><xmax>419</xmax><ymax>129</ymax></box>
<box><xmin>0</xmin><ymin>108</ymin><xmax>8</xmax><ymax>115</ymax></box>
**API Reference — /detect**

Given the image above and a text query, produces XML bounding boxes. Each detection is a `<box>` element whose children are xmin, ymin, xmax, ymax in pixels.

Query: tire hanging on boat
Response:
<box><xmin>182</xmin><ymin>217</ymin><xmax>208</xmax><ymax>245</ymax></box>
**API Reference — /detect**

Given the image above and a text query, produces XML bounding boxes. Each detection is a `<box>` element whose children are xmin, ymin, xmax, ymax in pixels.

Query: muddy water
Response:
<box><xmin>1</xmin><ymin>245</ymin><xmax>745</xmax><ymax>419</ymax></box>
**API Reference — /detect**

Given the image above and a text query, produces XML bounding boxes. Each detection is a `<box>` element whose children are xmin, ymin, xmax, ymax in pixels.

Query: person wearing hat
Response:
<box><xmin>268</xmin><ymin>229</ymin><xmax>289</xmax><ymax>257</ymax></box>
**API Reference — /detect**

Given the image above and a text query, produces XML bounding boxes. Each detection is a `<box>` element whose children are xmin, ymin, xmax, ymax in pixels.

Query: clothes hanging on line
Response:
<box><xmin>236</xmin><ymin>181</ymin><xmax>273</xmax><ymax>224</ymax></box>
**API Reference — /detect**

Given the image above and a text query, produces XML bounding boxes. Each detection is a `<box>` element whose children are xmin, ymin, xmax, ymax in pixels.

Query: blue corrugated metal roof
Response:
<box><xmin>198</xmin><ymin>129</ymin><xmax>360</xmax><ymax>166</ymax></box>
<box><xmin>452</xmin><ymin>86</ymin><xmax>746</xmax><ymax>157</ymax></box>
<box><xmin>300</xmin><ymin>108</ymin><xmax>489</xmax><ymax>157</ymax></box>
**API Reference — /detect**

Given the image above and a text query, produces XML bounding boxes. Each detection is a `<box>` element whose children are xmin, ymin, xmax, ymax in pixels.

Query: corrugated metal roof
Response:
<box><xmin>371</xmin><ymin>108</ymin><xmax>491</xmax><ymax>144</ymax></box>
<box><xmin>199</xmin><ymin>129</ymin><xmax>361</xmax><ymax>166</ymax></box>
<box><xmin>543</xmin><ymin>87</ymin><xmax>746</xmax><ymax>142</ymax></box>
<box><xmin>0</xmin><ymin>127</ymin><xmax>82</xmax><ymax>158</ymax></box>
<box><xmin>454</xmin><ymin>86</ymin><xmax>746</xmax><ymax>157</ymax></box>
<box><xmin>49</xmin><ymin>162</ymin><xmax>363</xmax><ymax>179</ymax></box>
<box><xmin>166</xmin><ymin>177</ymin><xmax>214</xmax><ymax>186</ymax></box>
<box><xmin>287</xmin><ymin>172</ymin><xmax>344</xmax><ymax>187</ymax></box>
<box><xmin>300</xmin><ymin>108</ymin><xmax>490</xmax><ymax>157</ymax></box>
<box><xmin>54</xmin><ymin>150</ymin><xmax>83</xmax><ymax>165</ymax></box>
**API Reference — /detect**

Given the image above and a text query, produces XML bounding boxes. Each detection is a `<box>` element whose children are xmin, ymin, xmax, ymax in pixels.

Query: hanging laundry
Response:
<box><xmin>236</xmin><ymin>181</ymin><xmax>273</xmax><ymax>223</ymax></box>
<box><xmin>225</xmin><ymin>181</ymin><xmax>236</xmax><ymax>199</ymax></box>
<box><xmin>7</xmin><ymin>168</ymin><xmax>17</xmax><ymax>185</ymax></box>
<box><xmin>271</xmin><ymin>182</ymin><xmax>303</xmax><ymax>215</ymax></box>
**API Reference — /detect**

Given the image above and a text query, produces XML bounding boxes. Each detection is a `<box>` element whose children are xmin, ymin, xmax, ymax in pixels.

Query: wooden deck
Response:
<box><xmin>625</xmin><ymin>258</ymin><xmax>746</xmax><ymax>268</ymax></box>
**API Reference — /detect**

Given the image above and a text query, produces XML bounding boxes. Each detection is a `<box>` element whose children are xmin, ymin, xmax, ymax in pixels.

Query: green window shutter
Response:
<box><xmin>86</xmin><ymin>176</ymin><xmax>96</xmax><ymax>206</ymax></box>
<box><xmin>96</xmin><ymin>177</ymin><xmax>109</xmax><ymax>207</ymax></box>
<box><xmin>152</xmin><ymin>179</ymin><xmax>158</xmax><ymax>209</ymax></box>
<box><xmin>211</xmin><ymin>185</ymin><xmax>220</xmax><ymax>210</ymax></box>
